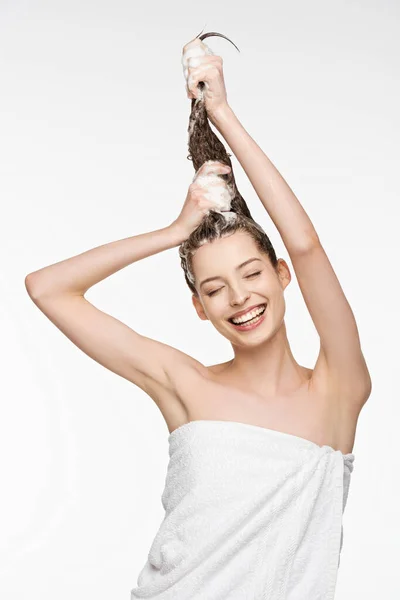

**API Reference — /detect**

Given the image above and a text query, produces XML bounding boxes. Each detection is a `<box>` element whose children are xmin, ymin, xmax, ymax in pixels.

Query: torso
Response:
<box><xmin>155</xmin><ymin>359</ymin><xmax>360</xmax><ymax>455</ymax></box>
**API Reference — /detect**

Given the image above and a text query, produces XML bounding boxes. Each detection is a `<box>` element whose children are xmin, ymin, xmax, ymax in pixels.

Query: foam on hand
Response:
<box><xmin>183</xmin><ymin>42</ymin><xmax>237</xmax><ymax>223</ymax></box>
<box><xmin>193</xmin><ymin>161</ymin><xmax>237</xmax><ymax>222</ymax></box>
<box><xmin>182</xmin><ymin>38</ymin><xmax>214</xmax><ymax>101</ymax></box>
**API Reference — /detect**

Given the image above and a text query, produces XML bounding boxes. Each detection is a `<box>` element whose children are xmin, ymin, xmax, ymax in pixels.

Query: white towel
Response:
<box><xmin>131</xmin><ymin>420</ymin><xmax>355</xmax><ymax>600</ymax></box>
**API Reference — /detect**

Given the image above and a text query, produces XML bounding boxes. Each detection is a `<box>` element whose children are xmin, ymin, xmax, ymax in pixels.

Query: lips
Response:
<box><xmin>227</xmin><ymin>303</ymin><xmax>267</xmax><ymax>322</ymax></box>
<box><xmin>228</xmin><ymin>305</ymin><xmax>267</xmax><ymax>331</ymax></box>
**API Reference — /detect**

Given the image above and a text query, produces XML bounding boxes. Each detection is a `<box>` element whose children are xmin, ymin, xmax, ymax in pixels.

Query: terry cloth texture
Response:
<box><xmin>131</xmin><ymin>420</ymin><xmax>355</xmax><ymax>600</ymax></box>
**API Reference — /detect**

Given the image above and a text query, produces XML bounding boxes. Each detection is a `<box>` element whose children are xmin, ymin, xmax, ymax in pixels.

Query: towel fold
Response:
<box><xmin>131</xmin><ymin>420</ymin><xmax>355</xmax><ymax>600</ymax></box>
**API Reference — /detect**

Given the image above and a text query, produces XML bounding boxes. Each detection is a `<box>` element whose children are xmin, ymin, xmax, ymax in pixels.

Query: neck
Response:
<box><xmin>227</xmin><ymin>321</ymin><xmax>307</xmax><ymax>397</ymax></box>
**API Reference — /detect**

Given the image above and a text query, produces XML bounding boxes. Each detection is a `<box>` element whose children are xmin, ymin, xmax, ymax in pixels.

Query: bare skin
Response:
<box><xmin>162</xmin><ymin>360</ymin><xmax>359</xmax><ymax>455</ymax></box>
<box><xmin>25</xmin><ymin>225</ymin><xmax>363</xmax><ymax>456</ymax></box>
<box><xmin>25</xmin><ymin>41</ymin><xmax>371</xmax><ymax>458</ymax></box>
<box><xmin>134</xmin><ymin>234</ymin><xmax>362</xmax><ymax>455</ymax></box>
<box><xmin>150</xmin><ymin>335</ymin><xmax>359</xmax><ymax>456</ymax></box>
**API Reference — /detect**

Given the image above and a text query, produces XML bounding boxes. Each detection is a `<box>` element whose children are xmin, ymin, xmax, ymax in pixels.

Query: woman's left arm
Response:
<box><xmin>211</xmin><ymin>105</ymin><xmax>319</xmax><ymax>253</ymax></box>
<box><xmin>211</xmin><ymin>105</ymin><xmax>372</xmax><ymax>409</ymax></box>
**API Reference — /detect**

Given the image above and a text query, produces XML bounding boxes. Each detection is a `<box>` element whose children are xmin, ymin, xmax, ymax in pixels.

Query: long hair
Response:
<box><xmin>178</xmin><ymin>32</ymin><xmax>278</xmax><ymax>296</ymax></box>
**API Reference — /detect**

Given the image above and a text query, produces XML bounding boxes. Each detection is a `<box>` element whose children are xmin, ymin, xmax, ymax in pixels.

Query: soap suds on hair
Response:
<box><xmin>177</xmin><ymin>32</ymin><xmax>279</xmax><ymax>291</ymax></box>
<box><xmin>182</xmin><ymin>39</ymin><xmax>237</xmax><ymax>221</ymax></box>
<box><xmin>192</xmin><ymin>160</ymin><xmax>236</xmax><ymax>218</ymax></box>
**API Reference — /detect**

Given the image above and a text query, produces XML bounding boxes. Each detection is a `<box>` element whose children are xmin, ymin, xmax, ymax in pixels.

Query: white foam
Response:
<box><xmin>183</xmin><ymin>44</ymin><xmax>237</xmax><ymax>223</ymax></box>
<box><xmin>182</xmin><ymin>39</ymin><xmax>214</xmax><ymax>99</ymax></box>
<box><xmin>193</xmin><ymin>160</ymin><xmax>237</xmax><ymax>220</ymax></box>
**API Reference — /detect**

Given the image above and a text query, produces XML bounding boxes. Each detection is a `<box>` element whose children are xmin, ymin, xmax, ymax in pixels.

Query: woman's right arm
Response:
<box><xmin>25</xmin><ymin>224</ymin><xmax>186</xmax><ymax>298</ymax></box>
<box><xmin>25</xmin><ymin>161</ymin><xmax>230</xmax><ymax>401</ymax></box>
<box><xmin>24</xmin><ymin>223</ymin><xmax>204</xmax><ymax>399</ymax></box>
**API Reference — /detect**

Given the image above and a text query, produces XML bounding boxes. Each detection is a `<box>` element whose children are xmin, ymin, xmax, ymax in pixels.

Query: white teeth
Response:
<box><xmin>231</xmin><ymin>304</ymin><xmax>266</xmax><ymax>324</ymax></box>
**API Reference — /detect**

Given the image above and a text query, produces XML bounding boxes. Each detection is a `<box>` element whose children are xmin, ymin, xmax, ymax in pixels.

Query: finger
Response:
<box><xmin>182</xmin><ymin>38</ymin><xmax>200</xmax><ymax>53</ymax></box>
<box><xmin>196</xmin><ymin>159</ymin><xmax>228</xmax><ymax>171</ymax></box>
<box><xmin>187</xmin><ymin>62</ymin><xmax>218</xmax><ymax>80</ymax></box>
<box><xmin>196</xmin><ymin>179</ymin><xmax>226</xmax><ymax>193</ymax></box>
<box><xmin>187</xmin><ymin>63</ymin><xmax>218</xmax><ymax>96</ymax></box>
<box><xmin>199</xmin><ymin>199</ymin><xmax>220</xmax><ymax>214</ymax></box>
<box><xmin>201</xmin><ymin>161</ymin><xmax>231</xmax><ymax>176</ymax></box>
<box><xmin>196</xmin><ymin>165</ymin><xmax>225</xmax><ymax>177</ymax></box>
<box><xmin>185</xmin><ymin>56</ymin><xmax>221</xmax><ymax>85</ymax></box>
<box><xmin>182</xmin><ymin>37</ymin><xmax>205</xmax><ymax>54</ymax></box>
<box><xmin>194</xmin><ymin>171</ymin><xmax>231</xmax><ymax>189</ymax></box>
<box><xmin>187</xmin><ymin>55</ymin><xmax>222</xmax><ymax>68</ymax></box>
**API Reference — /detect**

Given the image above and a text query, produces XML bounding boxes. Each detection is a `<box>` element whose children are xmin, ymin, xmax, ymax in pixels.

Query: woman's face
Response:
<box><xmin>191</xmin><ymin>231</ymin><xmax>291</xmax><ymax>346</ymax></box>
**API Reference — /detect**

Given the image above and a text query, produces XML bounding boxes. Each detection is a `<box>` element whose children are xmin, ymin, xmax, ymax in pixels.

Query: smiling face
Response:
<box><xmin>191</xmin><ymin>230</ymin><xmax>291</xmax><ymax>346</ymax></box>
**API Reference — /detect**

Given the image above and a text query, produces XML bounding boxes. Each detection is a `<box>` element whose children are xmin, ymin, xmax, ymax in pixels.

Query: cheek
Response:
<box><xmin>205</xmin><ymin>300</ymin><xmax>227</xmax><ymax>323</ymax></box>
<box><xmin>271</xmin><ymin>284</ymin><xmax>285</xmax><ymax>303</ymax></box>
<box><xmin>213</xmin><ymin>306</ymin><xmax>228</xmax><ymax>322</ymax></box>
<box><xmin>271</xmin><ymin>289</ymin><xmax>287</xmax><ymax>321</ymax></box>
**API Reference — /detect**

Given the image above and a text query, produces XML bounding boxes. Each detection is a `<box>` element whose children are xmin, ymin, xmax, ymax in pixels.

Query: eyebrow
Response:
<box><xmin>199</xmin><ymin>258</ymin><xmax>263</xmax><ymax>289</ymax></box>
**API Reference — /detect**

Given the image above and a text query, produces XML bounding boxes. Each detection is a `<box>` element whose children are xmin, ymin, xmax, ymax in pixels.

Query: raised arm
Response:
<box><xmin>24</xmin><ymin>223</ymin><xmax>204</xmax><ymax>405</ymax></box>
<box><xmin>211</xmin><ymin>105</ymin><xmax>319</xmax><ymax>254</ymax></box>
<box><xmin>24</xmin><ymin>165</ymin><xmax>230</xmax><ymax>409</ymax></box>
<box><xmin>210</xmin><ymin>105</ymin><xmax>372</xmax><ymax>409</ymax></box>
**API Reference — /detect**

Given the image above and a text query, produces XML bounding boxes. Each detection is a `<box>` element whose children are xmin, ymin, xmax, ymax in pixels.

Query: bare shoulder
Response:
<box><xmin>160</xmin><ymin>359</ymin><xmax>236</xmax><ymax>434</ymax></box>
<box><xmin>205</xmin><ymin>360</ymin><xmax>234</xmax><ymax>375</ymax></box>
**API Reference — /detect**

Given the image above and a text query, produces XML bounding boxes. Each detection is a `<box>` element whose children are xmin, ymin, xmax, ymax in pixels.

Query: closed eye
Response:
<box><xmin>206</xmin><ymin>271</ymin><xmax>262</xmax><ymax>297</ymax></box>
<box><xmin>207</xmin><ymin>288</ymin><xmax>221</xmax><ymax>297</ymax></box>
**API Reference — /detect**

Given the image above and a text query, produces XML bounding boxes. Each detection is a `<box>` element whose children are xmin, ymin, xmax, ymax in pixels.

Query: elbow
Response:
<box><xmin>288</xmin><ymin>235</ymin><xmax>321</xmax><ymax>257</ymax></box>
<box><xmin>25</xmin><ymin>272</ymin><xmax>48</xmax><ymax>302</ymax></box>
<box><xmin>25</xmin><ymin>273</ymin><xmax>40</xmax><ymax>301</ymax></box>
<box><xmin>25</xmin><ymin>272</ymin><xmax>85</xmax><ymax>301</ymax></box>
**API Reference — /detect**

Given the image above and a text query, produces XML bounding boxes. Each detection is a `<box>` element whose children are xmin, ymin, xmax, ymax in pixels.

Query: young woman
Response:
<box><xmin>25</xmin><ymin>34</ymin><xmax>371</xmax><ymax>600</ymax></box>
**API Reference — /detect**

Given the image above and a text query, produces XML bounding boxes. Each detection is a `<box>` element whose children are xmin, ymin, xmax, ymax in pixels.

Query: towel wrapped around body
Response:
<box><xmin>131</xmin><ymin>419</ymin><xmax>355</xmax><ymax>600</ymax></box>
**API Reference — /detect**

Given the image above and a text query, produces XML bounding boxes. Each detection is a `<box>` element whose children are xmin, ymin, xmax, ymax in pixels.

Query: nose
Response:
<box><xmin>229</xmin><ymin>284</ymin><xmax>251</xmax><ymax>307</ymax></box>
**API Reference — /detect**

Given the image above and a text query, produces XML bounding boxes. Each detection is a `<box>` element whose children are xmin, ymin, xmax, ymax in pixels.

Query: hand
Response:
<box><xmin>182</xmin><ymin>38</ymin><xmax>230</xmax><ymax>120</ymax></box>
<box><xmin>171</xmin><ymin>161</ymin><xmax>232</xmax><ymax>239</ymax></box>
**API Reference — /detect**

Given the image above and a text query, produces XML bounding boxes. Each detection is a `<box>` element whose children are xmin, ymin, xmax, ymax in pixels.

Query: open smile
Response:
<box><xmin>227</xmin><ymin>303</ymin><xmax>267</xmax><ymax>331</ymax></box>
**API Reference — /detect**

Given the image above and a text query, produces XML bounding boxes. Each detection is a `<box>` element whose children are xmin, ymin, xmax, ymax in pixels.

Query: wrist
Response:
<box><xmin>209</xmin><ymin>103</ymin><xmax>236</xmax><ymax>129</ymax></box>
<box><xmin>168</xmin><ymin>221</ymin><xmax>190</xmax><ymax>246</ymax></box>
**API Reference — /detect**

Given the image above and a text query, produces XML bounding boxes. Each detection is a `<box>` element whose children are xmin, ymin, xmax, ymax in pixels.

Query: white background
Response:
<box><xmin>1</xmin><ymin>1</ymin><xmax>399</xmax><ymax>598</ymax></box>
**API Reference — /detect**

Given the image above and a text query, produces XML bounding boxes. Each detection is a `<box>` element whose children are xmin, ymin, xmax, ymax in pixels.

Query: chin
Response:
<box><xmin>234</xmin><ymin>334</ymin><xmax>271</xmax><ymax>348</ymax></box>
<box><xmin>216</xmin><ymin>323</ymin><xmax>271</xmax><ymax>347</ymax></box>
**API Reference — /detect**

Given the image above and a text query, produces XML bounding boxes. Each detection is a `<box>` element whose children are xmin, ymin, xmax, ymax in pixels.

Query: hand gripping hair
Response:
<box><xmin>182</xmin><ymin>30</ymin><xmax>251</xmax><ymax>222</ymax></box>
<box><xmin>178</xmin><ymin>30</ymin><xmax>279</xmax><ymax>295</ymax></box>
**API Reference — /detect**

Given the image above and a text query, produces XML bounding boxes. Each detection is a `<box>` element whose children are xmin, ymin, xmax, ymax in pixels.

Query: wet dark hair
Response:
<box><xmin>178</xmin><ymin>31</ymin><xmax>278</xmax><ymax>297</ymax></box>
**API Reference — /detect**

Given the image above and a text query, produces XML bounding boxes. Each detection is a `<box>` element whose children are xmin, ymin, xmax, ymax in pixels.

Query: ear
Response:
<box><xmin>276</xmin><ymin>259</ymin><xmax>291</xmax><ymax>291</ymax></box>
<box><xmin>192</xmin><ymin>294</ymin><xmax>209</xmax><ymax>320</ymax></box>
